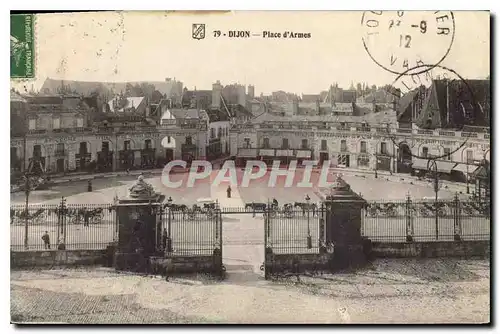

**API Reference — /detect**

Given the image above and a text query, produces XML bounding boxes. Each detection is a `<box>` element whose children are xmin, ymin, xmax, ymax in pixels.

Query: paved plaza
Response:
<box><xmin>11</xmin><ymin>258</ymin><xmax>490</xmax><ymax>323</ymax></box>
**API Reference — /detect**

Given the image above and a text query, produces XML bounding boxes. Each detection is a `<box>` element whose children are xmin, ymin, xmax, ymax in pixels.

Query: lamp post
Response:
<box><xmin>305</xmin><ymin>194</ymin><xmax>312</xmax><ymax>249</ymax></box>
<box><xmin>466</xmin><ymin>159</ymin><xmax>470</xmax><ymax>195</ymax></box>
<box><xmin>427</xmin><ymin>159</ymin><xmax>440</xmax><ymax>240</ymax></box>
<box><xmin>57</xmin><ymin>197</ymin><xmax>67</xmax><ymax>248</ymax></box>
<box><xmin>21</xmin><ymin>173</ymin><xmax>40</xmax><ymax>250</ymax></box>
<box><xmin>22</xmin><ymin>174</ymin><xmax>33</xmax><ymax>250</ymax></box>
<box><xmin>165</xmin><ymin>196</ymin><xmax>173</xmax><ymax>252</ymax></box>
<box><xmin>374</xmin><ymin>153</ymin><xmax>378</xmax><ymax>179</ymax></box>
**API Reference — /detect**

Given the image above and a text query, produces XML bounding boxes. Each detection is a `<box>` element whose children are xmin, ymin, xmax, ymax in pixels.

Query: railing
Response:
<box><xmin>75</xmin><ymin>127</ymin><xmax>92</xmax><ymax>133</ymax></box>
<box><xmin>461</xmin><ymin>132</ymin><xmax>478</xmax><ymax>138</ymax></box>
<box><xmin>417</xmin><ymin>129</ymin><xmax>434</xmax><ymax>135</ymax></box>
<box><xmin>10</xmin><ymin>203</ymin><xmax>117</xmax><ymax>251</ymax></box>
<box><xmin>439</xmin><ymin>131</ymin><xmax>456</xmax><ymax>137</ymax></box>
<box><xmin>356</xmin><ymin>127</ymin><xmax>371</xmax><ymax>132</ymax></box>
<box><xmin>27</xmin><ymin>129</ymin><xmax>47</xmax><ymax>135</ymax></box>
<box><xmin>10</xmin><ymin>198</ymin><xmax>490</xmax><ymax>253</ymax></box>
<box><xmin>362</xmin><ymin>198</ymin><xmax>490</xmax><ymax>242</ymax></box>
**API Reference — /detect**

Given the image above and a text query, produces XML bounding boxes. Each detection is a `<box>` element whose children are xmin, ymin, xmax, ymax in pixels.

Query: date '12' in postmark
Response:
<box><xmin>361</xmin><ymin>11</ymin><xmax>455</xmax><ymax>75</ymax></box>
<box><xmin>11</xmin><ymin>14</ymin><xmax>35</xmax><ymax>79</ymax></box>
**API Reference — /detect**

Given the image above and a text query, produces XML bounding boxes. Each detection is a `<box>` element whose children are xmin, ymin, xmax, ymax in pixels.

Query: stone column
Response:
<box><xmin>320</xmin><ymin>175</ymin><xmax>368</xmax><ymax>270</ymax></box>
<box><xmin>114</xmin><ymin>176</ymin><xmax>165</xmax><ymax>273</ymax></box>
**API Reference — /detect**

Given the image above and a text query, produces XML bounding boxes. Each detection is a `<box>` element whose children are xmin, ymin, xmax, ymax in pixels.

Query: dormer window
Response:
<box><xmin>28</xmin><ymin>119</ymin><xmax>36</xmax><ymax>130</ymax></box>
<box><xmin>76</xmin><ymin>116</ymin><xmax>84</xmax><ymax>128</ymax></box>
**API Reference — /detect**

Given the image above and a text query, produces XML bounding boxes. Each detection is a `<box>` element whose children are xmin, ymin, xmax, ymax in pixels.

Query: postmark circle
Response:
<box><xmin>383</xmin><ymin>64</ymin><xmax>480</xmax><ymax>162</ymax></box>
<box><xmin>361</xmin><ymin>11</ymin><xmax>455</xmax><ymax>76</ymax></box>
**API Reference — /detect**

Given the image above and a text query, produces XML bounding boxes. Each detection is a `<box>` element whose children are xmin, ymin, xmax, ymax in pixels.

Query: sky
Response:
<box><xmin>11</xmin><ymin>11</ymin><xmax>490</xmax><ymax>95</ymax></box>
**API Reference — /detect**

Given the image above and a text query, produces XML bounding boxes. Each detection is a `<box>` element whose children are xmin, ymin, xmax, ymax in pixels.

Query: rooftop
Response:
<box><xmin>251</xmin><ymin>109</ymin><xmax>397</xmax><ymax>124</ymax></box>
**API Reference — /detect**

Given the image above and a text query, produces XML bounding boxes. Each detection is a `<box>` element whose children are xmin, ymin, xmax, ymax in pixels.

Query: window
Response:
<box><xmin>217</xmin><ymin>127</ymin><xmax>222</xmax><ymax>138</ymax></box>
<box><xmin>243</xmin><ymin>138</ymin><xmax>251</xmax><ymax>148</ymax></box>
<box><xmin>56</xmin><ymin>143</ymin><xmax>64</xmax><ymax>154</ymax></box>
<box><xmin>33</xmin><ymin>145</ymin><xmax>41</xmax><ymax>158</ymax></box>
<box><xmin>380</xmin><ymin>142</ymin><xmax>387</xmax><ymax>155</ymax></box>
<box><xmin>124</xmin><ymin>140</ymin><xmax>130</xmax><ymax>151</ymax></box>
<box><xmin>360</xmin><ymin>141</ymin><xmax>367</xmax><ymax>153</ymax></box>
<box><xmin>282</xmin><ymin>138</ymin><xmax>289</xmax><ymax>149</ymax></box>
<box><xmin>466</xmin><ymin>150</ymin><xmax>473</xmax><ymax>164</ymax></box>
<box><xmin>76</xmin><ymin>117</ymin><xmax>84</xmax><ymax>128</ymax></box>
<box><xmin>301</xmin><ymin>139</ymin><xmax>308</xmax><ymax>149</ymax></box>
<box><xmin>341</xmin><ymin>140</ymin><xmax>347</xmax><ymax>152</ymax></box>
<box><xmin>53</xmin><ymin>118</ymin><xmax>60</xmax><ymax>129</ymax></box>
<box><xmin>28</xmin><ymin>119</ymin><xmax>36</xmax><ymax>130</ymax></box>
<box><xmin>145</xmin><ymin>139</ymin><xmax>152</xmax><ymax>150</ymax></box>
<box><xmin>358</xmin><ymin>154</ymin><xmax>370</xmax><ymax>167</ymax></box>
<box><xmin>443</xmin><ymin>147</ymin><xmax>451</xmax><ymax>161</ymax></box>
<box><xmin>262</xmin><ymin>137</ymin><xmax>270</xmax><ymax>149</ymax></box>
<box><xmin>422</xmin><ymin>146</ymin><xmax>428</xmax><ymax>158</ymax></box>
<box><xmin>210</xmin><ymin>128</ymin><xmax>215</xmax><ymax>139</ymax></box>
<box><xmin>102</xmin><ymin>141</ymin><xmax>109</xmax><ymax>152</ymax></box>
<box><xmin>321</xmin><ymin>140</ymin><xmax>327</xmax><ymax>151</ymax></box>
<box><xmin>79</xmin><ymin>142</ymin><xmax>88</xmax><ymax>154</ymax></box>
<box><xmin>167</xmin><ymin>136</ymin><xmax>171</xmax><ymax>144</ymax></box>
<box><xmin>185</xmin><ymin>136</ymin><xmax>193</xmax><ymax>145</ymax></box>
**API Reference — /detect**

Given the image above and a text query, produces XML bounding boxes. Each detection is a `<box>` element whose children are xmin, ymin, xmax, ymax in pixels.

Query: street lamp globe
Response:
<box><xmin>305</xmin><ymin>194</ymin><xmax>311</xmax><ymax>202</ymax></box>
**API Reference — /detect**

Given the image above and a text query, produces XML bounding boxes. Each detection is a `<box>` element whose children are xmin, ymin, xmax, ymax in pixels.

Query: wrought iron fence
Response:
<box><xmin>263</xmin><ymin>203</ymin><xmax>325</xmax><ymax>255</ymax></box>
<box><xmin>362</xmin><ymin>196</ymin><xmax>490</xmax><ymax>242</ymax></box>
<box><xmin>10</xmin><ymin>203</ymin><xmax>117</xmax><ymax>251</ymax></box>
<box><xmin>161</xmin><ymin>207</ymin><xmax>221</xmax><ymax>256</ymax></box>
<box><xmin>10</xmin><ymin>195</ymin><xmax>491</xmax><ymax>253</ymax></box>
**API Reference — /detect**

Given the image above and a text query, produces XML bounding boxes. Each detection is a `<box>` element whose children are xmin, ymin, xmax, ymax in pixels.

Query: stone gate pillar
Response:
<box><xmin>319</xmin><ymin>174</ymin><xmax>367</xmax><ymax>270</ymax></box>
<box><xmin>114</xmin><ymin>175</ymin><xmax>165</xmax><ymax>272</ymax></box>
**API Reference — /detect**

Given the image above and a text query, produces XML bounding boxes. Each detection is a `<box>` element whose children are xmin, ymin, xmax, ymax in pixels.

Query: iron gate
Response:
<box><xmin>263</xmin><ymin>203</ymin><xmax>328</xmax><ymax>279</ymax></box>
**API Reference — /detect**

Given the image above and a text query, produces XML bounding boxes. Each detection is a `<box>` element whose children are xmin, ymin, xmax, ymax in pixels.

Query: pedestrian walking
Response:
<box><xmin>227</xmin><ymin>185</ymin><xmax>232</xmax><ymax>198</ymax></box>
<box><xmin>42</xmin><ymin>231</ymin><xmax>51</xmax><ymax>249</ymax></box>
<box><xmin>87</xmin><ymin>180</ymin><xmax>92</xmax><ymax>192</ymax></box>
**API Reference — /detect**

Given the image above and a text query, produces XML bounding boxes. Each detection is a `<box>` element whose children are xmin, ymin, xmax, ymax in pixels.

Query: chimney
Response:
<box><xmin>248</xmin><ymin>85</ymin><xmax>255</xmax><ymax>99</ymax></box>
<box><xmin>292</xmin><ymin>99</ymin><xmax>299</xmax><ymax>115</ymax></box>
<box><xmin>392</xmin><ymin>89</ymin><xmax>401</xmax><ymax>112</ymax></box>
<box><xmin>238</xmin><ymin>85</ymin><xmax>246</xmax><ymax>106</ymax></box>
<box><xmin>212</xmin><ymin>81</ymin><xmax>222</xmax><ymax>108</ymax></box>
<box><xmin>446</xmin><ymin>79</ymin><xmax>450</xmax><ymax>126</ymax></box>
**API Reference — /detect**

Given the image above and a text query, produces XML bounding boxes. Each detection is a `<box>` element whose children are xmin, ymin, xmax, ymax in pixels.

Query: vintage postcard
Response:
<box><xmin>10</xmin><ymin>11</ymin><xmax>490</xmax><ymax>324</ymax></box>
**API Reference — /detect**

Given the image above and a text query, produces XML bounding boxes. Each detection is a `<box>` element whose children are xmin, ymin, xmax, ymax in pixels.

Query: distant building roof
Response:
<box><xmin>163</xmin><ymin>108</ymin><xmax>202</xmax><ymax>119</ymax></box>
<box><xmin>108</xmin><ymin>96</ymin><xmax>145</xmax><ymax>113</ymax></box>
<box><xmin>251</xmin><ymin>109</ymin><xmax>397</xmax><ymax>124</ymax></box>
<box><xmin>10</xmin><ymin>91</ymin><xmax>26</xmax><ymax>103</ymax></box>
<box><xmin>398</xmin><ymin>79</ymin><xmax>490</xmax><ymax>129</ymax></box>
<box><xmin>40</xmin><ymin>78</ymin><xmax>183</xmax><ymax>97</ymax></box>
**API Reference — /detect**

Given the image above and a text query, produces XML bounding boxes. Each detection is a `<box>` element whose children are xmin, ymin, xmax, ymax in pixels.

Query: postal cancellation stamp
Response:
<box><xmin>10</xmin><ymin>13</ymin><xmax>35</xmax><ymax>79</ymax></box>
<box><xmin>361</xmin><ymin>11</ymin><xmax>455</xmax><ymax>75</ymax></box>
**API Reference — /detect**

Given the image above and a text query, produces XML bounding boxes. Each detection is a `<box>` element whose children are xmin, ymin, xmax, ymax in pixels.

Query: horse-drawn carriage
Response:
<box><xmin>56</xmin><ymin>207</ymin><xmax>105</xmax><ymax>225</ymax></box>
<box><xmin>10</xmin><ymin>207</ymin><xmax>46</xmax><ymax>225</ymax></box>
<box><xmin>180</xmin><ymin>198</ymin><xmax>218</xmax><ymax>220</ymax></box>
